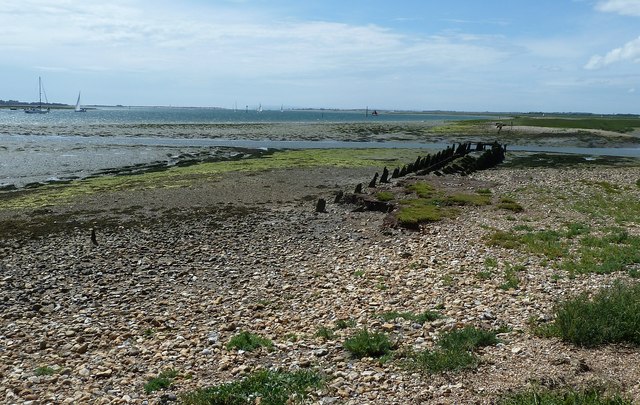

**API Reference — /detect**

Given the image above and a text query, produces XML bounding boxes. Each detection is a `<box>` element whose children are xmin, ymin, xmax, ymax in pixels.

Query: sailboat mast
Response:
<box><xmin>38</xmin><ymin>77</ymin><xmax>42</xmax><ymax>108</ymax></box>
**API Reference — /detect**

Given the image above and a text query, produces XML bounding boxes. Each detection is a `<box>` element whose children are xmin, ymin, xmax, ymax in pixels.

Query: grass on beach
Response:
<box><xmin>499</xmin><ymin>386</ymin><xmax>632</xmax><ymax>405</ymax></box>
<box><xmin>510</xmin><ymin>116</ymin><xmax>640</xmax><ymax>133</ymax></box>
<box><xmin>180</xmin><ymin>369</ymin><xmax>323</xmax><ymax>405</ymax></box>
<box><xmin>396</xmin><ymin>182</ymin><xmax>493</xmax><ymax>228</ymax></box>
<box><xmin>536</xmin><ymin>281</ymin><xmax>640</xmax><ymax>347</ymax></box>
<box><xmin>404</xmin><ymin>326</ymin><xmax>500</xmax><ymax>374</ymax></box>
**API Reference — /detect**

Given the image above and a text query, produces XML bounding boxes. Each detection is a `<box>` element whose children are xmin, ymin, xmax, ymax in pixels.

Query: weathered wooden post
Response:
<box><xmin>315</xmin><ymin>198</ymin><xmax>327</xmax><ymax>213</ymax></box>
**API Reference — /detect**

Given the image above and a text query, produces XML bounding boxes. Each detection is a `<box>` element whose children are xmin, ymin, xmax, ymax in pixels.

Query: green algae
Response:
<box><xmin>0</xmin><ymin>148</ymin><xmax>431</xmax><ymax>211</ymax></box>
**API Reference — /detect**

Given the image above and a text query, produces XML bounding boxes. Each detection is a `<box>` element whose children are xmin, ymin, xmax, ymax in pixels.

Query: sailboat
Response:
<box><xmin>257</xmin><ymin>103</ymin><xmax>263</xmax><ymax>113</ymax></box>
<box><xmin>24</xmin><ymin>77</ymin><xmax>50</xmax><ymax>114</ymax></box>
<box><xmin>75</xmin><ymin>91</ymin><xmax>87</xmax><ymax>112</ymax></box>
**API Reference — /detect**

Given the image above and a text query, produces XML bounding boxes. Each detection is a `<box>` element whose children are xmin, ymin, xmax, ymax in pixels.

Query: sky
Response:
<box><xmin>1</xmin><ymin>0</ymin><xmax>639</xmax><ymax>113</ymax></box>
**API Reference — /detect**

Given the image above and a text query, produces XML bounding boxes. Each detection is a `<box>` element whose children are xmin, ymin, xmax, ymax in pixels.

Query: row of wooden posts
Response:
<box><xmin>365</xmin><ymin>141</ymin><xmax>506</xmax><ymax>189</ymax></box>
<box><xmin>317</xmin><ymin>142</ymin><xmax>507</xmax><ymax>213</ymax></box>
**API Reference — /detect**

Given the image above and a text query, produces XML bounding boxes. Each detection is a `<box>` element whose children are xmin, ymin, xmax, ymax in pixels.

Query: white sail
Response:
<box><xmin>75</xmin><ymin>91</ymin><xmax>86</xmax><ymax>112</ymax></box>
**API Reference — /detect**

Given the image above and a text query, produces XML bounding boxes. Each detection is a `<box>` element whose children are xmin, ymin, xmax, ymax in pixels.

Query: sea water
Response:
<box><xmin>2</xmin><ymin>107</ymin><xmax>639</xmax><ymax>189</ymax></box>
<box><xmin>0</xmin><ymin>107</ymin><xmax>481</xmax><ymax>189</ymax></box>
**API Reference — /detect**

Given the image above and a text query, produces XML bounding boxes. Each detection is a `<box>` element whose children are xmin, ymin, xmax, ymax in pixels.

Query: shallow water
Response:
<box><xmin>1</xmin><ymin>107</ymin><xmax>639</xmax><ymax>189</ymax></box>
<box><xmin>0</xmin><ymin>108</ymin><xmax>480</xmax><ymax>188</ymax></box>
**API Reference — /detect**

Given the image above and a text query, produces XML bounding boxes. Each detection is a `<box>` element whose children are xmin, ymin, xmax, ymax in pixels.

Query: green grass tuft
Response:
<box><xmin>375</xmin><ymin>191</ymin><xmax>395</xmax><ymax>202</ymax></box>
<box><xmin>406</xmin><ymin>182</ymin><xmax>437</xmax><ymax>198</ymax></box>
<box><xmin>396</xmin><ymin>201</ymin><xmax>445</xmax><ymax>227</ymax></box>
<box><xmin>437</xmin><ymin>326</ymin><xmax>499</xmax><ymax>352</ymax></box>
<box><xmin>497</xmin><ymin>197</ymin><xmax>524</xmax><ymax>212</ymax></box>
<box><xmin>226</xmin><ymin>331</ymin><xmax>273</xmax><ymax>352</ymax></box>
<box><xmin>180</xmin><ymin>369</ymin><xmax>323</xmax><ymax>405</ymax></box>
<box><xmin>35</xmin><ymin>366</ymin><xmax>56</xmax><ymax>376</ymax></box>
<box><xmin>545</xmin><ymin>281</ymin><xmax>640</xmax><ymax>347</ymax></box>
<box><xmin>379</xmin><ymin>310</ymin><xmax>442</xmax><ymax>324</ymax></box>
<box><xmin>315</xmin><ymin>326</ymin><xmax>336</xmax><ymax>340</ymax></box>
<box><xmin>407</xmin><ymin>326</ymin><xmax>499</xmax><ymax>374</ymax></box>
<box><xmin>499</xmin><ymin>386</ymin><xmax>632</xmax><ymax>404</ymax></box>
<box><xmin>446</xmin><ymin>193</ymin><xmax>491</xmax><ymax>206</ymax></box>
<box><xmin>144</xmin><ymin>369</ymin><xmax>179</xmax><ymax>394</ymax></box>
<box><xmin>343</xmin><ymin>329</ymin><xmax>392</xmax><ymax>358</ymax></box>
<box><xmin>335</xmin><ymin>318</ymin><xmax>356</xmax><ymax>330</ymax></box>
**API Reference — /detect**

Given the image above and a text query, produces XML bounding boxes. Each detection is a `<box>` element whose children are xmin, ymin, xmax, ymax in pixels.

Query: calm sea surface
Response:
<box><xmin>0</xmin><ymin>107</ymin><xmax>484</xmax><ymax>189</ymax></box>
<box><xmin>1</xmin><ymin>107</ymin><xmax>639</xmax><ymax>189</ymax></box>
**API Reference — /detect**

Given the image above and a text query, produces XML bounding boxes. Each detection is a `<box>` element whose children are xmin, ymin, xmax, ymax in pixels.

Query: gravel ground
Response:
<box><xmin>2</xmin><ymin>163</ymin><xmax>640</xmax><ymax>404</ymax></box>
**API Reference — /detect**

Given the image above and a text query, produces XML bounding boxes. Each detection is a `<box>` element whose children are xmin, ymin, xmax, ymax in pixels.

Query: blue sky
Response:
<box><xmin>1</xmin><ymin>0</ymin><xmax>639</xmax><ymax>113</ymax></box>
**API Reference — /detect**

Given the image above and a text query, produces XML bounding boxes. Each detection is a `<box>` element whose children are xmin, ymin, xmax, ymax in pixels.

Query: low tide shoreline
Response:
<box><xmin>2</xmin><ymin>151</ymin><xmax>640</xmax><ymax>403</ymax></box>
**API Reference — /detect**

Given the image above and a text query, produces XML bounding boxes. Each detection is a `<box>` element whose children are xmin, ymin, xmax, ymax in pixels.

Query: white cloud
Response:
<box><xmin>585</xmin><ymin>36</ymin><xmax>640</xmax><ymax>69</ymax></box>
<box><xmin>0</xmin><ymin>0</ymin><xmax>509</xmax><ymax>78</ymax></box>
<box><xmin>596</xmin><ymin>0</ymin><xmax>640</xmax><ymax>16</ymax></box>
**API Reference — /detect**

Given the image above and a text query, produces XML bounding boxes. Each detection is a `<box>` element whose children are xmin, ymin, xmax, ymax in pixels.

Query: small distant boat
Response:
<box><xmin>74</xmin><ymin>91</ymin><xmax>87</xmax><ymax>112</ymax></box>
<box><xmin>257</xmin><ymin>103</ymin><xmax>263</xmax><ymax>113</ymax></box>
<box><xmin>25</xmin><ymin>77</ymin><xmax>50</xmax><ymax>114</ymax></box>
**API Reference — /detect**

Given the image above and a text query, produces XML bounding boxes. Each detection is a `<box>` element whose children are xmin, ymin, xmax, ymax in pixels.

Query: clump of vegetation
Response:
<box><xmin>407</xmin><ymin>326</ymin><xmax>499</xmax><ymax>374</ymax></box>
<box><xmin>572</xmin><ymin>181</ymin><xmax>640</xmax><ymax>225</ymax></box>
<box><xmin>560</xmin><ymin>229</ymin><xmax>640</xmax><ymax>275</ymax></box>
<box><xmin>396</xmin><ymin>182</ymin><xmax>495</xmax><ymax>229</ymax></box>
<box><xmin>488</xmin><ymin>225</ymin><xmax>640</xmax><ymax>276</ymax></box>
<box><xmin>335</xmin><ymin>318</ymin><xmax>356</xmax><ymax>330</ymax></box>
<box><xmin>446</xmin><ymin>192</ymin><xmax>491</xmax><ymax>206</ymax></box>
<box><xmin>315</xmin><ymin>326</ymin><xmax>336</xmax><ymax>341</ymax></box>
<box><xmin>437</xmin><ymin>326</ymin><xmax>500</xmax><ymax>351</ymax></box>
<box><xmin>35</xmin><ymin>366</ymin><xmax>56</xmax><ymax>376</ymax></box>
<box><xmin>500</xmin><ymin>264</ymin><xmax>524</xmax><ymax>290</ymax></box>
<box><xmin>180</xmin><ymin>369</ymin><xmax>323</xmax><ymax>405</ymax></box>
<box><xmin>499</xmin><ymin>386</ymin><xmax>632</xmax><ymax>404</ymax></box>
<box><xmin>144</xmin><ymin>369</ymin><xmax>180</xmax><ymax>394</ymax></box>
<box><xmin>565</xmin><ymin>222</ymin><xmax>590</xmax><ymax>238</ymax></box>
<box><xmin>226</xmin><ymin>331</ymin><xmax>273</xmax><ymax>352</ymax></box>
<box><xmin>511</xmin><ymin>116</ymin><xmax>640</xmax><ymax>133</ymax></box>
<box><xmin>487</xmin><ymin>228</ymin><xmax>567</xmax><ymax>259</ymax></box>
<box><xmin>541</xmin><ymin>281</ymin><xmax>640</xmax><ymax>347</ymax></box>
<box><xmin>580</xmin><ymin>179</ymin><xmax>622</xmax><ymax>194</ymax></box>
<box><xmin>343</xmin><ymin>329</ymin><xmax>392</xmax><ymax>359</ymax></box>
<box><xmin>396</xmin><ymin>200</ymin><xmax>449</xmax><ymax>228</ymax></box>
<box><xmin>375</xmin><ymin>191</ymin><xmax>395</xmax><ymax>202</ymax></box>
<box><xmin>379</xmin><ymin>310</ymin><xmax>442</xmax><ymax>324</ymax></box>
<box><xmin>498</xmin><ymin>197</ymin><xmax>524</xmax><ymax>212</ymax></box>
<box><xmin>406</xmin><ymin>182</ymin><xmax>437</xmax><ymax>198</ymax></box>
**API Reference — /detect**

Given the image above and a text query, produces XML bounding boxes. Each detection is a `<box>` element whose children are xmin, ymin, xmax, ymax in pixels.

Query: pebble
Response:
<box><xmin>2</xmin><ymin>165</ymin><xmax>640</xmax><ymax>403</ymax></box>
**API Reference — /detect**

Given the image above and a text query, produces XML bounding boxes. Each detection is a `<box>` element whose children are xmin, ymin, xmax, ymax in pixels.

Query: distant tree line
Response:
<box><xmin>0</xmin><ymin>99</ymin><xmax>67</xmax><ymax>106</ymax></box>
